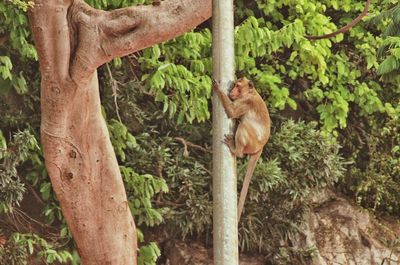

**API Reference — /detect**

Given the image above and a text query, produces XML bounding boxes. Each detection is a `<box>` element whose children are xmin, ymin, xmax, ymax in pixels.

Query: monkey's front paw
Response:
<box><xmin>223</xmin><ymin>134</ymin><xmax>235</xmax><ymax>147</ymax></box>
<box><xmin>212</xmin><ymin>79</ymin><xmax>220</xmax><ymax>91</ymax></box>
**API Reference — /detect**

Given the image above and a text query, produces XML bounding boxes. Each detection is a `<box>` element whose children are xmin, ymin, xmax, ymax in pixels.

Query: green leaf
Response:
<box><xmin>40</xmin><ymin>182</ymin><xmax>52</xmax><ymax>200</ymax></box>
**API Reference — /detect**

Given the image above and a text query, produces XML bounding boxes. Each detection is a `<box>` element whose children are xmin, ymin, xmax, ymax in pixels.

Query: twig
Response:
<box><xmin>27</xmin><ymin>184</ymin><xmax>46</xmax><ymax>206</ymax></box>
<box><xmin>106</xmin><ymin>63</ymin><xmax>122</xmax><ymax>122</ymax></box>
<box><xmin>174</xmin><ymin>137</ymin><xmax>211</xmax><ymax>157</ymax></box>
<box><xmin>381</xmin><ymin>248</ymin><xmax>398</xmax><ymax>265</ymax></box>
<box><xmin>0</xmin><ymin>35</ymin><xmax>8</xmax><ymax>47</ymax></box>
<box><xmin>154</xmin><ymin>200</ymin><xmax>185</xmax><ymax>207</ymax></box>
<box><xmin>127</xmin><ymin>54</ymin><xmax>140</xmax><ymax>81</ymax></box>
<box><xmin>155</xmin><ymin>157</ymin><xmax>165</xmax><ymax>202</ymax></box>
<box><xmin>14</xmin><ymin>208</ymin><xmax>58</xmax><ymax>232</ymax></box>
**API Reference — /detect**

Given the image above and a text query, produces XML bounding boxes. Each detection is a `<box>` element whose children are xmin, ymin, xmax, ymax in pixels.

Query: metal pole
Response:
<box><xmin>212</xmin><ymin>0</ymin><xmax>238</xmax><ymax>264</ymax></box>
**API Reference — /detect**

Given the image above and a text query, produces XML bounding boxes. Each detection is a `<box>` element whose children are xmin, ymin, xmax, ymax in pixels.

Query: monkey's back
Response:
<box><xmin>241</xmin><ymin>92</ymin><xmax>271</xmax><ymax>145</ymax></box>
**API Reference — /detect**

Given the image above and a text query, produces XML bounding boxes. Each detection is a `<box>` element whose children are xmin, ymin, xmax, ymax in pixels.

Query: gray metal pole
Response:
<box><xmin>212</xmin><ymin>0</ymin><xmax>238</xmax><ymax>264</ymax></box>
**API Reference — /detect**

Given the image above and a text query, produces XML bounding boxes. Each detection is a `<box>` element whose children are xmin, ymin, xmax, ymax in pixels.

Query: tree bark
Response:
<box><xmin>28</xmin><ymin>0</ymin><xmax>211</xmax><ymax>264</ymax></box>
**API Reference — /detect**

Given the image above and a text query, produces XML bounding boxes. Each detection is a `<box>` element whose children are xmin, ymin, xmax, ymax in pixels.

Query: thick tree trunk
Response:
<box><xmin>28</xmin><ymin>0</ymin><xmax>211</xmax><ymax>264</ymax></box>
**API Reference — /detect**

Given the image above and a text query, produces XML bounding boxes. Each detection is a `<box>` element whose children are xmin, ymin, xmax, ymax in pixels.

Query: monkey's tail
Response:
<box><xmin>237</xmin><ymin>149</ymin><xmax>263</xmax><ymax>221</ymax></box>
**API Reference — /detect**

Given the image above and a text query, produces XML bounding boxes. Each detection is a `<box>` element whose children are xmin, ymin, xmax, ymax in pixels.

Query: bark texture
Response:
<box><xmin>28</xmin><ymin>0</ymin><xmax>211</xmax><ymax>264</ymax></box>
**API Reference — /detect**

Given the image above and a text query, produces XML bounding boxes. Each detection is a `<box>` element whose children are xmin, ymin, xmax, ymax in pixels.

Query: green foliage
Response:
<box><xmin>377</xmin><ymin>36</ymin><xmax>400</xmax><ymax>78</ymax></box>
<box><xmin>0</xmin><ymin>56</ymin><xmax>13</xmax><ymax>80</ymax></box>
<box><xmin>23</xmin><ymin>149</ymin><xmax>67</xmax><ymax>226</ymax></box>
<box><xmin>0</xmin><ymin>233</ymin><xmax>72</xmax><ymax>265</ymax></box>
<box><xmin>108</xmin><ymin>119</ymin><xmax>138</xmax><ymax>162</ymax></box>
<box><xmin>126</xmin><ymin>129</ymin><xmax>212</xmax><ymax>238</ymax></box>
<box><xmin>234</xmin><ymin>0</ymin><xmax>395</xmax><ymax>134</ymax></box>
<box><xmin>0</xmin><ymin>130</ymin><xmax>6</xmax><ymax>154</ymax></box>
<box><xmin>140</xmin><ymin>30</ymin><xmax>212</xmax><ymax>124</ymax></box>
<box><xmin>4</xmin><ymin>0</ymin><xmax>33</xmax><ymax>11</ymax></box>
<box><xmin>340</xmin><ymin>117</ymin><xmax>400</xmax><ymax>216</ymax></box>
<box><xmin>0</xmin><ymin>56</ymin><xmax>28</xmax><ymax>95</ymax></box>
<box><xmin>85</xmin><ymin>0</ymin><xmax>153</xmax><ymax>9</ymax></box>
<box><xmin>0</xmin><ymin>129</ymin><xmax>38</xmax><ymax>213</ymax></box>
<box><xmin>0</xmin><ymin>2</ymin><xmax>36</xmax><ymax>59</ymax></box>
<box><xmin>0</xmin><ymin>1</ymin><xmax>36</xmax><ymax>95</ymax></box>
<box><xmin>121</xmin><ymin>166</ymin><xmax>168</xmax><ymax>227</ymax></box>
<box><xmin>134</xmin><ymin>0</ymin><xmax>398</xmax><ymax>135</ymax></box>
<box><xmin>371</xmin><ymin>2</ymin><xmax>400</xmax><ymax>81</ymax></box>
<box><xmin>138</xmin><ymin>242</ymin><xmax>161</xmax><ymax>265</ymax></box>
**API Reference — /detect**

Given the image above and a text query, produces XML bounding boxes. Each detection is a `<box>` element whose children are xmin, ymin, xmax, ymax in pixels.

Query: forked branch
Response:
<box><xmin>306</xmin><ymin>0</ymin><xmax>371</xmax><ymax>40</ymax></box>
<box><xmin>68</xmin><ymin>0</ymin><xmax>211</xmax><ymax>82</ymax></box>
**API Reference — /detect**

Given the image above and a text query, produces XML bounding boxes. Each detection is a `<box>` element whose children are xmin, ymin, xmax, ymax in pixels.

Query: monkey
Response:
<box><xmin>306</xmin><ymin>0</ymin><xmax>371</xmax><ymax>40</ymax></box>
<box><xmin>213</xmin><ymin>77</ymin><xmax>271</xmax><ymax>221</ymax></box>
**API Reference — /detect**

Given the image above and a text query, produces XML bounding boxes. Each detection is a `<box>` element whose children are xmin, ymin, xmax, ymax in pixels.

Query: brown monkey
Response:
<box><xmin>213</xmin><ymin>77</ymin><xmax>271</xmax><ymax>220</ymax></box>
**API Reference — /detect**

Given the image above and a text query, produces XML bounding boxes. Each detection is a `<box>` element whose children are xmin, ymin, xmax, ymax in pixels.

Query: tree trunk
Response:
<box><xmin>28</xmin><ymin>0</ymin><xmax>211</xmax><ymax>264</ymax></box>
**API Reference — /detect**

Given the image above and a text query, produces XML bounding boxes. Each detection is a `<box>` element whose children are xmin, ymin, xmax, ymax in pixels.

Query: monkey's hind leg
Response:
<box><xmin>223</xmin><ymin>134</ymin><xmax>244</xmax><ymax>158</ymax></box>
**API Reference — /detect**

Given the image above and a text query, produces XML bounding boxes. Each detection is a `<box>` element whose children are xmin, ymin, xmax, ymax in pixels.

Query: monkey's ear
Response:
<box><xmin>248</xmin><ymin>80</ymin><xmax>254</xmax><ymax>90</ymax></box>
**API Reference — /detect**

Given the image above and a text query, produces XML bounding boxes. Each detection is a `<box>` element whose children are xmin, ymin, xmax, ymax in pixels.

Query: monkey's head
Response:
<box><xmin>229</xmin><ymin>77</ymin><xmax>254</xmax><ymax>100</ymax></box>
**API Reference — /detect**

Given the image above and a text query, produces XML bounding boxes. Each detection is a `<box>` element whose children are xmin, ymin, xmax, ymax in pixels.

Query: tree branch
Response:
<box><xmin>29</xmin><ymin>0</ymin><xmax>73</xmax><ymax>83</ymax></box>
<box><xmin>105</xmin><ymin>63</ymin><xmax>122</xmax><ymax>122</ymax></box>
<box><xmin>174</xmin><ymin>137</ymin><xmax>211</xmax><ymax>157</ymax></box>
<box><xmin>103</xmin><ymin>0</ymin><xmax>211</xmax><ymax>58</ymax></box>
<box><xmin>69</xmin><ymin>0</ymin><xmax>211</xmax><ymax>82</ymax></box>
<box><xmin>305</xmin><ymin>0</ymin><xmax>371</xmax><ymax>40</ymax></box>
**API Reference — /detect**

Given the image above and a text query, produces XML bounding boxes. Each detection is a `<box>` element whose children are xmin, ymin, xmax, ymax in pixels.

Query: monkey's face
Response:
<box><xmin>229</xmin><ymin>77</ymin><xmax>254</xmax><ymax>100</ymax></box>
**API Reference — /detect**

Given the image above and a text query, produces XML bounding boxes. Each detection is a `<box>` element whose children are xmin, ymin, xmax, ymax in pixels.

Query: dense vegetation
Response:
<box><xmin>0</xmin><ymin>0</ymin><xmax>399</xmax><ymax>264</ymax></box>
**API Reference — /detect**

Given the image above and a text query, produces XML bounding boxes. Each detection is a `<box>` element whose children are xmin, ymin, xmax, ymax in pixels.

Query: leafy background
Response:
<box><xmin>0</xmin><ymin>0</ymin><xmax>400</xmax><ymax>264</ymax></box>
